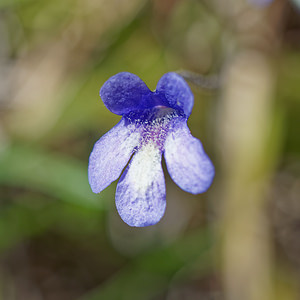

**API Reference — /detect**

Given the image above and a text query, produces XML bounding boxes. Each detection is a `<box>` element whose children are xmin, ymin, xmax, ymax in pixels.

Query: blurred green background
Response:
<box><xmin>0</xmin><ymin>0</ymin><xmax>300</xmax><ymax>299</ymax></box>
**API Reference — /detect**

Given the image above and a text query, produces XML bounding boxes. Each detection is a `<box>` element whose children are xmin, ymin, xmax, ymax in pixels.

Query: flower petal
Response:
<box><xmin>88</xmin><ymin>118</ymin><xmax>140</xmax><ymax>193</ymax></box>
<box><xmin>100</xmin><ymin>72</ymin><xmax>151</xmax><ymax>115</ymax></box>
<box><xmin>115</xmin><ymin>144</ymin><xmax>166</xmax><ymax>227</ymax></box>
<box><xmin>164</xmin><ymin>120</ymin><xmax>214</xmax><ymax>194</ymax></box>
<box><xmin>156</xmin><ymin>72</ymin><xmax>194</xmax><ymax>117</ymax></box>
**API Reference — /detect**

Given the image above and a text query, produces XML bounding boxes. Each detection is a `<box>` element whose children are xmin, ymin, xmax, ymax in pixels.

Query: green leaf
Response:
<box><xmin>0</xmin><ymin>145</ymin><xmax>106</xmax><ymax>209</ymax></box>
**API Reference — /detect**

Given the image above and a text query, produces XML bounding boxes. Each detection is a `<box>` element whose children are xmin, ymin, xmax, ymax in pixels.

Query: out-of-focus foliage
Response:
<box><xmin>0</xmin><ymin>0</ymin><xmax>299</xmax><ymax>299</ymax></box>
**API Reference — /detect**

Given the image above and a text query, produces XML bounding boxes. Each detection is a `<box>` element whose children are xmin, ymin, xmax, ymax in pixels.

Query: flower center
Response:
<box><xmin>124</xmin><ymin>107</ymin><xmax>185</xmax><ymax>151</ymax></box>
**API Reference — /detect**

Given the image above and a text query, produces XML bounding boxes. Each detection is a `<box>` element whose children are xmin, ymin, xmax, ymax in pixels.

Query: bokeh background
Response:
<box><xmin>0</xmin><ymin>0</ymin><xmax>300</xmax><ymax>299</ymax></box>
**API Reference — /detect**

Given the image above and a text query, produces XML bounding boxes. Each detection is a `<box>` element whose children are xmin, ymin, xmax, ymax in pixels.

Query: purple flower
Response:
<box><xmin>88</xmin><ymin>72</ymin><xmax>214</xmax><ymax>227</ymax></box>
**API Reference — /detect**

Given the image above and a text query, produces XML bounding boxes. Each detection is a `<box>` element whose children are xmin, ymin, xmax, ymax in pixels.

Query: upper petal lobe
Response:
<box><xmin>156</xmin><ymin>72</ymin><xmax>194</xmax><ymax>117</ymax></box>
<box><xmin>88</xmin><ymin>118</ymin><xmax>140</xmax><ymax>193</ymax></box>
<box><xmin>100</xmin><ymin>72</ymin><xmax>151</xmax><ymax>115</ymax></box>
<box><xmin>115</xmin><ymin>144</ymin><xmax>166</xmax><ymax>227</ymax></box>
<box><xmin>164</xmin><ymin>120</ymin><xmax>214</xmax><ymax>194</ymax></box>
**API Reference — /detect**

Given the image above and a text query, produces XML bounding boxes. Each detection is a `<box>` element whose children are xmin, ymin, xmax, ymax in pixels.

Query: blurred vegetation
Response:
<box><xmin>0</xmin><ymin>0</ymin><xmax>300</xmax><ymax>299</ymax></box>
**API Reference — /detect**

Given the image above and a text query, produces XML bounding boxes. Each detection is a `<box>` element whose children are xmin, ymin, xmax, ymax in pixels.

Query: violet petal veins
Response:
<box><xmin>88</xmin><ymin>72</ymin><xmax>214</xmax><ymax>227</ymax></box>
